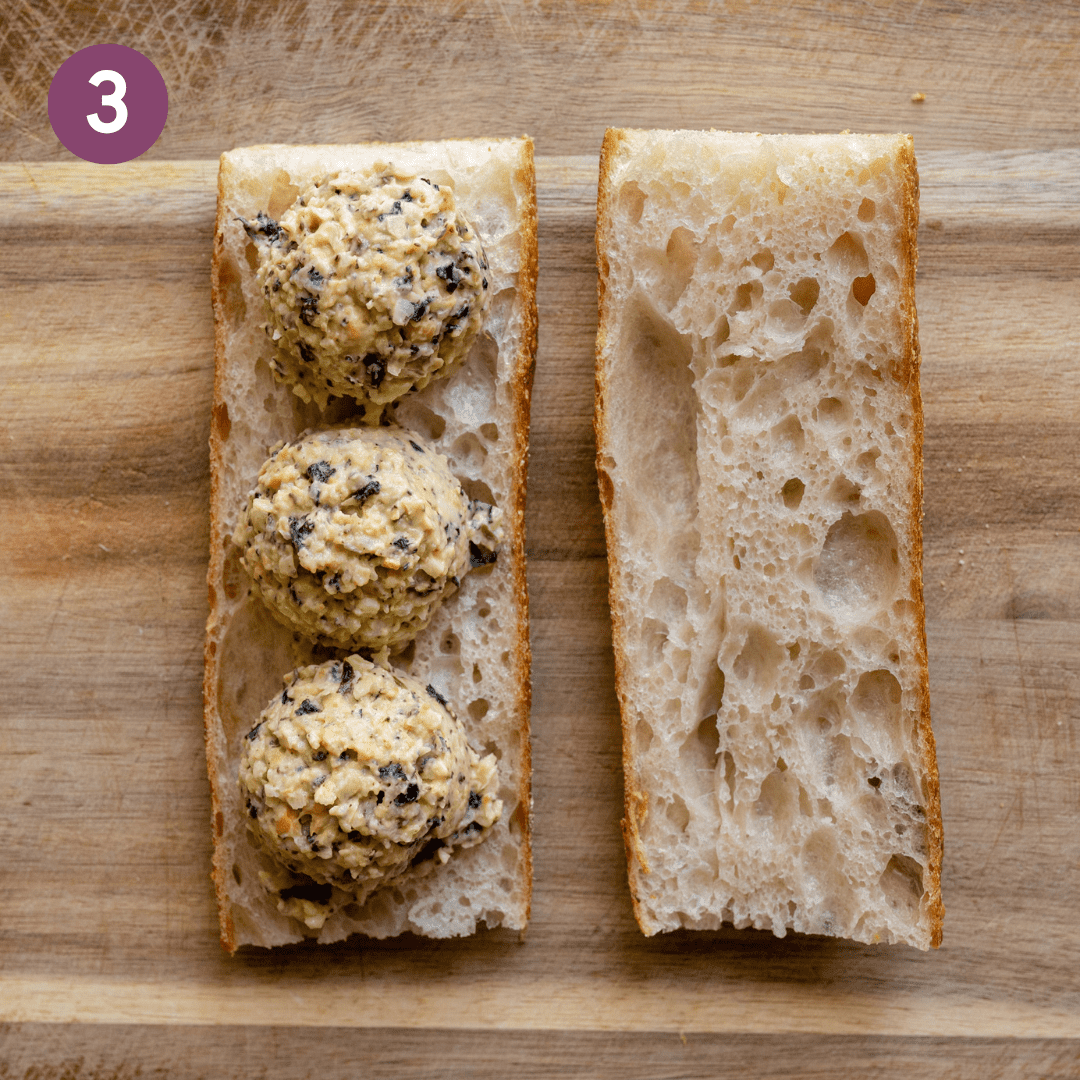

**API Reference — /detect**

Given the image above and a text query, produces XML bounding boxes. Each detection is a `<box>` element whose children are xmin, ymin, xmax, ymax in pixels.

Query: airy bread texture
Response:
<box><xmin>206</xmin><ymin>139</ymin><xmax>536</xmax><ymax>952</ymax></box>
<box><xmin>595</xmin><ymin>130</ymin><xmax>943</xmax><ymax>949</ymax></box>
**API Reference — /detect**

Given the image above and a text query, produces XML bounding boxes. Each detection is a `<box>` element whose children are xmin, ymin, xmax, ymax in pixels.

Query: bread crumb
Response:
<box><xmin>911</xmin><ymin>92</ymin><xmax>926</xmax><ymax>103</ymax></box>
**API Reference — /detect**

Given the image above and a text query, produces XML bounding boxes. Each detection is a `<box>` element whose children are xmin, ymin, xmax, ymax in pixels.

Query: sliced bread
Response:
<box><xmin>206</xmin><ymin>138</ymin><xmax>536</xmax><ymax>951</ymax></box>
<box><xmin>595</xmin><ymin>129</ymin><xmax>943</xmax><ymax>949</ymax></box>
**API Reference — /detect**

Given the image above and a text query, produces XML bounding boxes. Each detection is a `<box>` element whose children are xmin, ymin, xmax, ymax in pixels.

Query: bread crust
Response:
<box><xmin>595</xmin><ymin>127</ymin><xmax>653</xmax><ymax>931</ymax></box>
<box><xmin>596</xmin><ymin>128</ymin><xmax>943</xmax><ymax>948</ymax></box>
<box><xmin>206</xmin><ymin>139</ymin><xmax>536</xmax><ymax>952</ymax></box>
<box><xmin>895</xmin><ymin>137</ymin><xmax>944</xmax><ymax>949</ymax></box>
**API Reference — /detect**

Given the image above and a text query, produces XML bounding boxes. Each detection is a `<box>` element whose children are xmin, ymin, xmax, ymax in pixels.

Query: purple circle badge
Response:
<box><xmin>48</xmin><ymin>44</ymin><xmax>168</xmax><ymax>165</ymax></box>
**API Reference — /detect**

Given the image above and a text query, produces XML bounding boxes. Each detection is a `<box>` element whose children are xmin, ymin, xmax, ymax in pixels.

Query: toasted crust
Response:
<box><xmin>206</xmin><ymin>139</ymin><xmax>536</xmax><ymax>952</ymax></box>
<box><xmin>596</xmin><ymin>129</ymin><xmax>943</xmax><ymax>948</ymax></box>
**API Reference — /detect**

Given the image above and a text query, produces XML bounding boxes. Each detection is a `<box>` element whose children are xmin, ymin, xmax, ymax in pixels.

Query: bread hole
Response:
<box><xmin>732</xmin><ymin>625</ymin><xmax>785</xmax><ymax>690</ymax></box>
<box><xmin>719</xmin><ymin>750</ymin><xmax>737</xmax><ymax>803</ymax></box>
<box><xmin>481</xmin><ymin>739</ymin><xmax>502</xmax><ymax>762</ymax></box>
<box><xmin>468</xmin><ymin>699</ymin><xmax>489</xmax><ymax>722</ymax></box>
<box><xmin>669</xmin><ymin>646</ymin><xmax>692</xmax><ymax>685</ymax></box>
<box><xmin>222</xmin><ymin>539</ymin><xmax>242</xmax><ymax>601</ymax></box>
<box><xmin>638</xmin><ymin>616</ymin><xmax>669</xmax><ymax>658</ymax></box>
<box><xmin>342</xmin><ymin>903</ymin><xmax>362</xmax><ymax>919</ymax></box>
<box><xmin>636</xmin><ymin>718</ymin><xmax>654</xmax><ymax>753</ymax></box>
<box><xmin>730</xmin><ymin>362</ymin><xmax>757</xmax><ymax>403</ymax></box>
<box><xmin>801</xmin><ymin>828</ymin><xmax>841</xmax><ymax>891</ymax></box>
<box><xmin>879</xmin><ymin>853</ymin><xmax>924</xmax><ymax>913</ymax></box>
<box><xmin>852</xmin><ymin>274</ymin><xmax>877</xmax><ymax>307</ymax></box>
<box><xmin>781</xmin><ymin>477</ymin><xmax>805</xmax><ymax>510</ymax></box>
<box><xmin>776</xmin><ymin>331</ymin><xmax>828</xmax><ymax>385</ymax></box>
<box><xmin>766</xmin><ymin>298</ymin><xmax>806</xmax><ymax>337</ymax></box>
<box><xmin>393</xmin><ymin>402</ymin><xmax>446</xmax><ymax>443</ymax></box>
<box><xmin>732</xmin><ymin>553</ymin><xmax>741</xmax><ymax>570</ymax></box>
<box><xmin>815</xmin><ymin>396</ymin><xmax>848</xmax><ymax>426</ymax></box>
<box><xmin>648</xmin><ymin>577</ymin><xmax>688</xmax><ymax>628</ymax></box>
<box><xmin>751</xmin><ymin>250</ymin><xmax>774</xmax><ymax>272</ymax></box>
<box><xmin>788</xmin><ymin>642</ymin><xmax>800</xmax><ymax>660</ymax></box>
<box><xmin>828</xmin><ymin>476</ymin><xmax>862</xmax><ymax>505</ymax></box>
<box><xmin>852</xmin><ymin>669</ymin><xmax>902</xmax><ymax>732</ymax></box>
<box><xmin>714</xmin><ymin>314</ymin><xmax>731</xmax><ymax>345</ymax></box>
<box><xmin>441</xmin><ymin>630</ymin><xmax>461</xmax><ymax>655</ymax></box>
<box><xmin>619</xmin><ymin>302</ymin><xmax>699</xmax><ymax>540</ymax></box>
<box><xmin>477</xmin><ymin>605</ymin><xmax>491</xmax><ymax>619</ymax></box>
<box><xmin>472</xmin><ymin>664</ymin><xmax>482</xmax><ymax>684</ymax></box>
<box><xmin>243</xmin><ymin>241</ymin><xmax>259</xmax><ymax>272</ymax></box>
<box><xmin>756</xmin><ymin>767</ymin><xmax>796</xmax><ymax>827</ymax></box>
<box><xmin>730</xmin><ymin>280</ymin><xmax>763</xmax><ymax>313</ymax></box>
<box><xmin>459</xmin><ymin>895</ymin><xmax>472</xmax><ymax>908</ymax></box>
<box><xmin>680</xmin><ymin>714</ymin><xmax>720</xmax><ymax>797</ymax></box>
<box><xmin>479</xmin><ymin>422</ymin><xmax>499</xmax><ymax>443</ymax></box>
<box><xmin>798</xmin><ymin>786</ymin><xmax>813</xmax><ymax>817</ymax></box>
<box><xmin>720</xmin><ymin>213</ymin><xmax>736</xmax><ymax>234</ymax></box>
<box><xmin>788</xmin><ymin>277</ymin><xmax>820</xmax><ymax>315</ymax></box>
<box><xmin>856</xmin><ymin>449</ymin><xmax>881</xmax><ymax>474</ymax></box>
<box><xmin>459</xmin><ymin>477</ymin><xmax>495</xmax><ymax>505</ymax></box>
<box><xmin>267</xmin><ymin>171</ymin><xmax>302</xmax><ymax>218</ymax></box>
<box><xmin>857</xmin><ymin>198</ymin><xmax>876</xmax><ymax>222</ymax></box>
<box><xmin>232</xmin><ymin>863</ymin><xmax>242</xmax><ymax>885</ymax></box>
<box><xmin>824</xmin><ymin>231</ymin><xmax>869</xmax><ymax>277</ymax></box>
<box><xmin>771</xmin><ymin>415</ymin><xmax>805</xmax><ymax>453</ymax></box>
<box><xmin>890</xmin><ymin>761</ymin><xmax>916</xmax><ymax>800</ymax></box>
<box><xmin>799</xmin><ymin>674</ymin><xmax>815</xmax><ymax>690</ymax></box>
<box><xmin>663</xmin><ymin>226</ymin><xmax>698</xmax><ymax>307</ymax></box>
<box><xmin>665</xmin><ymin>795</ymin><xmax>691</xmax><ymax>833</ymax></box>
<box><xmin>451</xmin><ymin>431</ymin><xmax>488</xmax><ymax>470</ymax></box>
<box><xmin>868</xmin><ymin>776</ymin><xmax>883</xmax><ymax>789</ymax></box>
<box><xmin>814</xmin><ymin>511</ymin><xmax>900</xmax><ymax>614</ymax></box>
<box><xmin>819</xmin><ymin>730</ymin><xmax>860</xmax><ymax>789</ymax></box>
<box><xmin>620</xmin><ymin>180</ymin><xmax>646</xmax><ymax>225</ymax></box>
<box><xmin>219</xmin><ymin>253</ymin><xmax>248</xmax><ymax>324</ymax></box>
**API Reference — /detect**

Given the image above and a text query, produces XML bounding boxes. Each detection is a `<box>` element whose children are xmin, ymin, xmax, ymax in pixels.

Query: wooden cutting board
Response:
<box><xmin>0</xmin><ymin>146</ymin><xmax>1078</xmax><ymax>1076</ymax></box>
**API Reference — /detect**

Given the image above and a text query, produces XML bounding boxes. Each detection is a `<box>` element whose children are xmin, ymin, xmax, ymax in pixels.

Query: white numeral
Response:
<box><xmin>87</xmin><ymin>69</ymin><xmax>128</xmax><ymax>134</ymax></box>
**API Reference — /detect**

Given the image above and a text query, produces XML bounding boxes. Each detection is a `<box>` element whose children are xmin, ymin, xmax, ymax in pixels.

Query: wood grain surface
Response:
<box><xmin>1</xmin><ymin>1</ymin><xmax>1078</xmax><ymax>1076</ymax></box>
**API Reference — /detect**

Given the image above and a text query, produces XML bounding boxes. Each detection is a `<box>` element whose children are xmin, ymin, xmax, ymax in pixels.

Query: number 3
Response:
<box><xmin>87</xmin><ymin>69</ymin><xmax>128</xmax><ymax>134</ymax></box>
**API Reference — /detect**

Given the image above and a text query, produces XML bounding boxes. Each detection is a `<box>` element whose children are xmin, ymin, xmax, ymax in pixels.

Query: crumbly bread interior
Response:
<box><xmin>595</xmin><ymin>130</ymin><xmax>943</xmax><ymax>949</ymax></box>
<box><xmin>207</xmin><ymin>139</ymin><xmax>535</xmax><ymax>951</ymax></box>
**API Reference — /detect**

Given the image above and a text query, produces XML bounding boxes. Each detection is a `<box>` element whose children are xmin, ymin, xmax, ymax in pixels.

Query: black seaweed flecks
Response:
<box><xmin>394</xmin><ymin>783</ymin><xmax>420</xmax><ymax>806</ymax></box>
<box><xmin>339</xmin><ymin>660</ymin><xmax>355</xmax><ymax>694</ymax></box>
<box><xmin>348</xmin><ymin>479</ymin><xmax>381</xmax><ymax>506</ymax></box>
<box><xmin>469</xmin><ymin>542</ymin><xmax>497</xmax><ymax>568</ymax></box>
<box><xmin>304</xmin><ymin>460</ymin><xmax>336</xmax><ymax>483</ymax></box>
<box><xmin>289</xmin><ymin>517</ymin><xmax>315</xmax><ymax>548</ymax></box>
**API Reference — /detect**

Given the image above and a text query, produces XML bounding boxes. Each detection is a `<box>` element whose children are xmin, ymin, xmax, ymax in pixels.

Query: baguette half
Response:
<box><xmin>206</xmin><ymin>139</ymin><xmax>536</xmax><ymax>952</ymax></box>
<box><xmin>595</xmin><ymin>129</ymin><xmax>943</xmax><ymax>949</ymax></box>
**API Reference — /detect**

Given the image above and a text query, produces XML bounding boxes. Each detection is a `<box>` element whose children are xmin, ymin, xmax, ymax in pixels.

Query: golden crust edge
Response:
<box><xmin>595</xmin><ymin>127</ymin><xmax>657</xmax><ymax>936</ymax></box>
